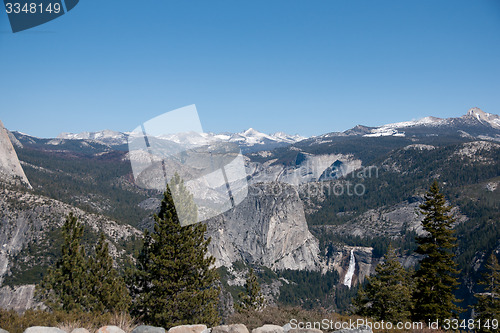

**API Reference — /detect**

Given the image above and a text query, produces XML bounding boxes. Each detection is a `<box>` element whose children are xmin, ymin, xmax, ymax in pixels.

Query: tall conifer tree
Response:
<box><xmin>353</xmin><ymin>245</ymin><xmax>413</xmax><ymax>322</ymax></box>
<box><xmin>37</xmin><ymin>212</ymin><xmax>92</xmax><ymax>311</ymax></box>
<box><xmin>88</xmin><ymin>233</ymin><xmax>131</xmax><ymax>313</ymax></box>
<box><xmin>130</xmin><ymin>174</ymin><xmax>220</xmax><ymax>328</ymax></box>
<box><xmin>237</xmin><ymin>268</ymin><xmax>266</xmax><ymax>312</ymax></box>
<box><xmin>413</xmin><ymin>181</ymin><xmax>462</xmax><ymax>322</ymax></box>
<box><xmin>474</xmin><ymin>252</ymin><xmax>500</xmax><ymax>333</ymax></box>
<box><xmin>37</xmin><ymin>214</ymin><xmax>131</xmax><ymax>314</ymax></box>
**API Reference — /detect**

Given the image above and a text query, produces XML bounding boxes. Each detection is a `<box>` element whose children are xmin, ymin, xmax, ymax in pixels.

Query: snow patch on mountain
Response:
<box><xmin>59</xmin><ymin>128</ymin><xmax>305</xmax><ymax>151</ymax></box>
<box><xmin>364</xmin><ymin>128</ymin><xmax>406</xmax><ymax>137</ymax></box>
<box><xmin>59</xmin><ymin>129</ymin><xmax>125</xmax><ymax>141</ymax></box>
<box><xmin>363</xmin><ymin>116</ymin><xmax>444</xmax><ymax>137</ymax></box>
<box><xmin>359</xmin><ymin>108</ymin><xmax>500</xmax><ymax>138</ymax></box>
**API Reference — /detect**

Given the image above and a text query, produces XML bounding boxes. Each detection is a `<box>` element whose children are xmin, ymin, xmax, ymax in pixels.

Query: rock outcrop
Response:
<box><xmin>0</xmin><ymin>186</ymin><xmax>141</xmax><ymax>281</ymax></box>
<box><xmin>246</xmin><ymin>154</ymin><xmax>362</xmax><ymax>186</ymax></box>
<box><xmin>205</xmin><ymin>183</ymin><xmax>321</xmax><ymax>271</ymax></box>
<box><xmin>311</xmin><ymin>197</ymin><xmax>468</xmax><ymax>242</ymax></box>
<box><xmin>0</xmin><ymin>120</ymin><xmax>31</xmax><ymax>189</ymax></box>
<box><xmin>0</xmin><ymin>185</ymin><xmax>141</xmax><ymax>310</ymax></box>
<box><xmin>0</xmin><ymin>284</ymin><xmax>37</xmax><ymax>311</ymax></box>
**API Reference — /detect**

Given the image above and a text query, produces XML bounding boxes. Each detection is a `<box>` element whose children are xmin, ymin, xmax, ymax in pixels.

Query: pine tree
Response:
<box><xmin>130</xmin><ymin>175</ymin><xmax>220</xmax><ymax>328</ymax></box>
<box><xmin>88</xmin><ymin>233</ymin><xmax>131</xmax><ymax>313</ymax></box>
<box><xmin>413</xmin><ymin>181</ymin><xmax>462</xmax><ymax>322</ymax></box>
<box><xmin>166</xmin><ymin>173</ymin><xmax>198</xmax><ymax>227</ymax></box>
<box><xmin>36</xmin><ymin>212</ymin><xmax>92</xmax><ymax>311</ymax></box>
<box><xmin>353</xmin><ymin>245</ymin><xmax>413</xmax><ymax>323</ymax></box>
<box><xmin>474</xmin><ymin>252</ymin><xmax>500</xmax><ymax>333</ymax></box>
<box><xmin>237</xmin><ymin>268</ymin><xmax>266</xmax><ymax>312</ymax></box>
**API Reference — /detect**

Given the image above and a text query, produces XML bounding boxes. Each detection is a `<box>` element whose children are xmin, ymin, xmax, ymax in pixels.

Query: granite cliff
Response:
<box><xmin>0</xmin><ymin>121</ymin><xmax>31</xmax><ymax>189</ymax></box>
<box><xmin>205</xmin><ymin>183</ymin><xmax>321</xmax><ymax>271</ymax></box>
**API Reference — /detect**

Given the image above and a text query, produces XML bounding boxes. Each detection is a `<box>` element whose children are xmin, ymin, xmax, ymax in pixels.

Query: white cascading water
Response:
<box><xmin>343</xmin><ymin>249</ymin><xmax>356</xmax><ymax>288</ymax></box>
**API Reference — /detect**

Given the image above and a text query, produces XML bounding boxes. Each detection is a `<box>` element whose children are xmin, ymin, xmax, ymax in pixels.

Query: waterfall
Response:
<box><xmin>343</xmin><ymin>249</ymin><xmax>356</xmax><ymax>288</ymax></box>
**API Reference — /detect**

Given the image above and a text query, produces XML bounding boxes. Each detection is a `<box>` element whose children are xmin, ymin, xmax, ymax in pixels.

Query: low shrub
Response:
<box><xmin>0</xmin><ymin>309</ymin><xmax>136</xmax><ymax>333</ymax></box>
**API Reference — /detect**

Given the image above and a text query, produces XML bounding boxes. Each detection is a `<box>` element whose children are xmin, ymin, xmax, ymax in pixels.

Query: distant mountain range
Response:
<box><xmin>56</xmin><ymin>128</ymin><xmax>306</xmax><ymax>153</ymax></box>
<box><xmin>54</xmin><ymin>107</ymin><xmax>500</xmax><ymax>151</ymax></box>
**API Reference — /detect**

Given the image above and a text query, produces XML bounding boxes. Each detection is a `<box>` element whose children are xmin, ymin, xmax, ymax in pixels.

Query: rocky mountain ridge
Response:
<box><xmin>318</xmin><ymin>107</ymin><xmax>500</xmax><ymax>139</ymax></box>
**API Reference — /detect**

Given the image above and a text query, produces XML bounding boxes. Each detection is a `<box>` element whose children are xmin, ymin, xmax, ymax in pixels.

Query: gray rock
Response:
<box><xmin>168</xmin><ymin>325</ymin><xmax>207</xmax><ymax>333</ymax></box>
<box><xmin>282</xmin><ymin>324</ymin><xmax>292</xmax><ymax>333</ymax></box>
<box><xmin>252</xmin><ymin>325</ymin><xmax>284</xmax><ymax>333</ymax></box>
<box><xmin>206</xmin><ymin>183</ymin><xmax>321</xmax><ymax>271</ymax></box>
<box><xmin>71</xmin><ymin>330</ymin><xmax>90</xmax><ymax>333</ymax></box>
<box><xmin>0</xmin><ymin>185</ymin><xmax>142</xmax><ymax>311</ymax></box>
<box><xmin>23</xmin><ymin>328</ymin><xmax>67</xmax><ymax>333</ymax></box>
<box><xmin>332</xmin><ymin>326</ymin><xmax>372</xmax><ymax>333</ymax></box>
<box><xmin>96</xmin><ymin>326</ymin><xmax>126</xmax><ymax>333</ymax></box>
<box><xmin>288</xmin><ymin>329</ymin><xmax>322</xmax><ymax>333</ymax></box>
<box><xmin>132</xmin><ymin>326</ymin><xmax>166</xmax><ymax>333</ymax></box>
<box><xmin>0</xmin><ymin>328</ymin><xmax>10</xmax><ymax>333</ymax></box>
<box><xmin>0</xmin><ymin>120</ymin><xmax>32</xmax><ymax>189</ymax></box>
<box><xmin>0</xmin><ymin>285</ymin><xmax>38</xmax><ymax>313</ymax></box>
<box><xmin>211</xmin><ymin>324</ymin><xmax>249</xmax><ymax>333</ymax></box>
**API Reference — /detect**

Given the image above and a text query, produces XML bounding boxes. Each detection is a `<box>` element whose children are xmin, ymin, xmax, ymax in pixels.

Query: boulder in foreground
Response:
<box><xmin>211</xmin><ymin>324</ymin><xmax>249</xmax><ymax>333</ymax></box>
<box><xmin>71</xmin><ymin>329</ymin><xmax>90</xmax><ymax>333</ymax></box>
<box><xmin>288</xmin><ymin>329</ymin><xmax>322</xmax><ymax>333</ymax></box>
<box><xmin>23</xmin><ymin>328</ymin><xmax>66</xmax><ymax>333</ymax></box>
<box><xmin>132</xmin><ymin>325</ymin><xmax>166</xmax><ymax>333</ymax></box>
<box><xmin>252</xmin><ymin>325</ymin><xmax>284</xmax><ymax>333</ymax></box>
<box><xmin>168</xmin><ymin>325</ymin><xmax>207</xmax><ymax>333</ymax></box>
<box><xmin>96</xmin><ymin>326</ymin><xmax>126</xmax><ymax>333</ymax></box>
<box><xmin>332</xmin><ymin>327</ymin><xmax>372</xmax><ymax>333</ymax></box>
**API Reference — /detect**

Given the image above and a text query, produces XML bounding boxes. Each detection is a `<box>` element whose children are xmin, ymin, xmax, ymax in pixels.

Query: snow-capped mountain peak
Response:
<box><xmin>242</xmin><ymin>128</ymin><xmax>262</xmax><ymax>136</ymax></box>
<box><xmin>271</xmin><ymin>131</ymin><xmax>307</xmax><ymax>143</ymax></box>
<box><xmin>237</xmin><ymin>128</ymin><xmax>272</xmax><ymax>143</ymax></box>
<box><xmin>467</xmin><ymin>107</ymin><xmax>488</xmax><ymax>121</ymax></box>
<box><xmin>464</xmin><ymin>107</ymin><xmax>500</xmax><ymax>129</ymax></box>
<box><xmin>234</xmin><ymin>128</ymin><xmax>306</xmax><ymax>146</ymax></box>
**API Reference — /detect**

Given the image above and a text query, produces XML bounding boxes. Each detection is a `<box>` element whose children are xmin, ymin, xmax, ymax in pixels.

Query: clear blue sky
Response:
<box><xmin>1</xmin><ymin>0</ymin><xmax>500</xmax><ymax>138</ymax></box>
